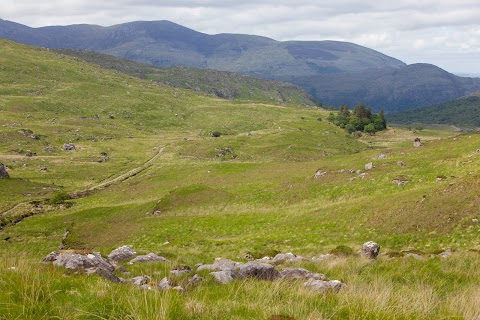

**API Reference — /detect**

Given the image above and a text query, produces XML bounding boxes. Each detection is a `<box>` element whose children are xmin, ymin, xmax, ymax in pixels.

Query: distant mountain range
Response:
<box><xmin>1</xmin><ymin>18</ymin><xmax>480</xmax><ymax>112</ymax></box>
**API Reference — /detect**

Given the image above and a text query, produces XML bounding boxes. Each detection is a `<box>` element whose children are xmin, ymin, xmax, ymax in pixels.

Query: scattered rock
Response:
<box><xmin>212</xmin><ymin>257</ymin><xmax>242</xmax><ymax>271</ymax></box>
<box><xmin>304</xmin><ymin>278</ymin><xmax>344</xmax><ymax>293</ymax></box>
<box><xmin>172</xmin><ymin>286</ymin><xmax>184</xmax><ymax>292</ymax></box>
<box><xmin>157</xmin><ymin>277</ymin><xmax>173</xmax><ymax>290</ymax></box>
<box><xmin>128</xmin><ymin>275</ymin><xmax>152</xmax><ymax>287</ymax></box>
<box><xmin>39</xmin><ymin>167</ymin><xmax>48</xmax><ymax>173</ymax></box>
<box><xmin>188</xmin><ymin>274</ymin><xmax>203</xmax><ymax>286</ymax></box>
<box><xmin>404</xmin><ymin>253</ymin><xmax>424</xmax><ymax>260</ymax></box>
<box><xmin>53</xmin><ymin>252</ymin><xmax>114</xmax><ymax>271</ymax></box>
<box><xmin>438</xmin><ymin>249</ymin><xmax>452</xmax><ymax>259</ymax></box>
<box><xmin>42</xmin><ymin>251</ymin><xmax>59</xmax><ymax>263</ymax></box>
<box><xmin>360</xmin><ymin>241</ymin><xmax>381</xmax><ymax>259</ymax></box>
<box><xmin>244</xmin><ymin>253</ymin><xmax>254</xmax><ymax>260</ymax></box>
<box><xmin>210</xmin><ymin>270</ymin><xmax>238</xmax><ymax>284</ymax></box>
<box><xmin>414</xmin><ymin>138</ymin><xmax>421</xmax><ymax>147</ymax></box>
<box><xmin>238</xmin><ymin>261</ymin><xmax>280</xmax><ymax>280</ymax></box>
<box><xmin>128</xmin><ymin>253</ymin><xmax>169</xmax><ymax>264</ymax></box>
<box><xmin>397</xmin><ymin>161</ymin><xmax>405</xmax><ymax>166</ymax></box>
<box><xmin>272</xmin><ymin>252</ymin><xmax>306</xmax><ymax>264</ymax></box>
<box><xmin>94</xmin><ymin>267</ymin><xmax>122</xmax><ymax>283</ymax></box>
<box><xmin>108</xmin><ymin>246</ymin><xmax>136</xmax><ymax>261</ymax></box>
<box><xmin>365</xmin><ymin>162</ymin><xmax>373</xmax><ymax>170</ymax></box>
<box><xmin>63</xmin><ymin>143</ymin><xmax>76</xmax><ymax>151</ymax></box>
<box><xmin>314</xmin><ymin>170</ymin><xmax>326</xmax><ymax>179</ymax></box>
<box><xmin>280</xmin><ymin>268</ymin><xmax>328</xmax><ymax>281</ymax></box>
<box><xmin>377</xmin><ymin>153</ymin><xmax>386</xmax><ymax>159</ymax></box>
<box><xmin>170</xmin><ymin>265</ymin><xmax>192</xmax><ymax>277</ymax></box>
<box><xmin>472</xmin><ymin>219</ymin><xmax>479</xmax><ymax>224</ymax></box>
<box><xmin>0</xmin><ymin>163</ymin><xmax>11</xmax><ymax>179</ymax></box>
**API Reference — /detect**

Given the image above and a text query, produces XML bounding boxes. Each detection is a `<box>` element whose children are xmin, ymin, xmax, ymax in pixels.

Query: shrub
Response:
<box><xmin>48</xmin><ymin>190</ymin><xmax>70</xmax><ymax>205</ymax></box>
<box><xmin>210</xmin><ymin>131</ymin><xmax>222</xmax><ymax>138</ymax></box>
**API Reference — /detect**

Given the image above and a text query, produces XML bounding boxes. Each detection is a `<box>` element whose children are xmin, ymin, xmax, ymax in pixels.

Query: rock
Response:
<box><xmin>172</xmin><ymin>286</ymin><xmax>185</xmax><ymax>292</ymax></box>
<box><xmin>438</xmin><ymin>249</ymin><xmax>452</xmax><ymax>259</ymax></box>
<box><xmin>280</xmin><ymin>268</ymin><xmax>328</xmax><ymax>281</ymax></box>
<box><xmin>360</xmin><ymin>241</ymin><xmax>381</xmax><ymax>259</ymax></box>
<box><xmin>53</xmin><ymin>252</ymin><xmax>114</xmax><ymax>271</ymax></box>
<box><xmin>94</xmin><ymin>267</ymin><xmax>122</xmax><ymax>283</ymax></box>
<box><xmin>108</xmin><ymin>246</ymin><xmax>136</xmax><ymax>261</ymax></box>
<box><xmin>397</xmin><ymin>161</ymin><xmax>405</xmax><ymax>166</ymax></box>
<box><xmin>63</xmin><ymin>143</ymin><xmax>76</xmax><ymax>151</ymax></box>
<box><xmin>128</xmin><ymin>253</ymin><xmax>169</xmax><ymax>264</ymax></box>
<box><xmin>0</xmin><ymin>163</ymin><xmax>10</xmax><ymax>179</ymax></box>
<box><xmin>157</xmin><ymin>277</ymin><xmax>172</xmax><ymax>290</ymax></box>
<box><xmin>238</xmin><ymin>261</ymin><xmax>280</xmax><ymax>280</ymax></box>
<box><xmin>197</xmin><ymin>264</ymin><xmax>215</xmax><ymax>271</ymax></box>
<box><xmin>244</xmin><ymin>253</ymin><xmax>254</xmax><ymax>260</ymax></box>
<box><xmin>128</xmin><ymin>275</ymin><xmax>152</xmax><ymax>286</ymax></box>
<box><xmin>188</xmin><ymin>274</ymin><xmax>203</xmax><ymax>286</ymax></box>
<box><xmin>414</xmin><ymin>138</ymin><xmax>421</xmax><ymax>147</ymax></box>
<box><xmin>365</xmin><ymin>162</ymin><xmax>373</xmax><ymax>170</ymax></box>
<box><xmin>255</xmin><ymin>256</ymin><xmax>273</xmax><ymax>263</ymax></box>
<box><xmin>472</xmin><ymin>219</ymin><xmax>479</xmax><ymax>224</ymax></box>
<box><xmin>304</xmin><ymin>278</ymin><xmax>344</xmax><ymax>293</ymax></box>
<box><xmin>377</xmin><ymin>153</ymin><xmax>386</xmax><ymax>159</ymax></box>
<box><xmin>404</xmin><ymin>253</ymin><xmax>424</xmax><ymax>260</ymax></box>
<box><xmin>272</xmin><ymin>252</ymin><xmax>306</xmax><ymax>264</ymax></box>
<box><xmin>210</xmin><ymin>270</ymin><xmax>238</xmax><ymax>284</ymax></box>
<box><xmin>314</xmin><ymin>170</ymin><xmax>326</xmax><ymax>179</ymax></box>
<box><xmin>311</xmin><ymin>254</ymin><xmax>335</xmax><ymax>262</ymax></box>
<box><xmin>170</xmin><ymin>265</ymin><xmax>192</xmax><ymax>277</ymax></box>
<box><xmin>42</xmin><ymin>251</ymin><xmax>59</xmax><ymax>263</ymax></box>
<box><xmin>213</xmin><ymin>257</ymin><xmax>242</xmax><ymax>271</ymax></box>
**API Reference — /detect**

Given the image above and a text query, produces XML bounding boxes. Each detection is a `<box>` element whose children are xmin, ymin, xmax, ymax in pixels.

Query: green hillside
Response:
<box><xmin>54</xmin><ymin>49</ymin><xmax>316</xmax><ymax>106</ymax></box>
<box><xmin>388</xmin><ymin>94</ymin><xmax>480</xmax><ymax>128</ymax></box>
<box><xmin>1</xmin><ymin>39</ymin><xmax>480</xmax><ymax>319</ymax></box>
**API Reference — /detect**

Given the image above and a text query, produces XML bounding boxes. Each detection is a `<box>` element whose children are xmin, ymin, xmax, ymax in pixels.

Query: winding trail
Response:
<box><xmin>0</xmin><ymin>147</ymin><xmax>164</xmax><ymax>229</ymax></box>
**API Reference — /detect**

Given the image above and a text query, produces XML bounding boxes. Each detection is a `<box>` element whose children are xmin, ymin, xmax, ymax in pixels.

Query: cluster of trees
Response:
<box><xmin>328</xmin><ymin>103</ymin><xmax>387</xmax><ymax>134</ymax></box>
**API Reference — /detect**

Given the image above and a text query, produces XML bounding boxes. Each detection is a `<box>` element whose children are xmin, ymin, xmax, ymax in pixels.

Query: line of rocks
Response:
<box><xmin>42</xmin><ymin>244</ymin><xmax>372</xmax><ymax>294</ymax></box>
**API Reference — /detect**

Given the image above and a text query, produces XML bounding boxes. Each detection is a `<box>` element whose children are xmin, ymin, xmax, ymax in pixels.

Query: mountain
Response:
<box><xmin>2</xmin><ymin>19</ymin><xmax>480</xmax><ymax>112</ymax></box>
<box><xmin>387</xmin><ymin>93</ymin><xmax>480</xmax><ymax>128</ymax></box>
<box><xmin>287</xmin><ymin>64</ymin><xmax>480</xmax><ymax>112</ymax></box>
<box><xmin>53</xmin><ymin>48</ymin><xmax>316</xmax><ymax>106</ymax></box>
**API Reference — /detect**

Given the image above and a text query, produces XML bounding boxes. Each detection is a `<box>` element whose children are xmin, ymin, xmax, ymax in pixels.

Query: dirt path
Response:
<box><xmin>0</xmin><ymin>147</ymin><xmax>164</xmax><ymax>229</ymax></box>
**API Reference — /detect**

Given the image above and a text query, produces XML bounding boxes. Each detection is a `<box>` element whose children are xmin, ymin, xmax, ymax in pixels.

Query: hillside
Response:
<box><xmin>387</xmin><ymin>93</ymin><xmax>480</xmax><ymax>128</ymax></box>
<box><xmin>54</xmin><ymin>48</ymin><xmax>316</xmax><ymax>106</ymax></box>
<box><xmin>1</xmin><ymin>39</ymin><xmax>480</xmax><ymax>319</ymax></box>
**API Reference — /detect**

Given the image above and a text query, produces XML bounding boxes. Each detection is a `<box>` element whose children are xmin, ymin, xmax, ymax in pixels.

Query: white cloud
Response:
<box><xmin>2</xmin><ymin>0</ymin><xmax>480</xmax><ymax>73</ymax></box>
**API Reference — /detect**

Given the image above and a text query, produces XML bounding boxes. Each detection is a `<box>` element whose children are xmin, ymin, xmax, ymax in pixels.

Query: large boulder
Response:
<box><xmin>0</xmin><ymin>163</ymin><xmax>10</xmax><ymax>179</ymax></box>
<box><xmin>53</xmin><ymin>252</ymin><xmax>114</xmax><ymax>271</ymax></box>
<box><xmin>128</xmin><ymin>253</ymin><xmax>169</xmax><ymax>264</ymax></box>
<box><xmin>360</xmin><ymin>241</ymin><xmax>381</xmax><ymax>259</ymax></box>
<box><xmin>210</xmin><ymin>270</ymin><xmax>238</xmax><ymax>284</ymax></box>
<box><xmin>108</xmin><ymin>245</ymin><xmax>136</xmax><ymax>261</ymax></box>
<box><xmin>93</xmin><ymin>268</ymin><xmax>122</xmax><ymax>283</ymax></box>
<box><xmin>238</xmin><ymin>261</ymin><xmax>280</xmax><ymax>280</ymax></box>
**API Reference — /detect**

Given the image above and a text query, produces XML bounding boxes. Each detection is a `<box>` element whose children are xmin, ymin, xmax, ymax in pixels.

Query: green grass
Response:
<box><xmin>1</xmin><ymin>39</ymin><xmax>480</xmax><ymax>319</ymax></box>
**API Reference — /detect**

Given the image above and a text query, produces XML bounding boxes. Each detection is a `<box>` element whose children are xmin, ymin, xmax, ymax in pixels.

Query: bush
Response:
<box><xmin>210</xmin><ymin>131</ymin><xmax>222</xmax><ymax>138</ymax></box>
<box><xmin>48</xmin><ymin>190</ymin><xmax>70</xmax><ymax>205</ymax></box>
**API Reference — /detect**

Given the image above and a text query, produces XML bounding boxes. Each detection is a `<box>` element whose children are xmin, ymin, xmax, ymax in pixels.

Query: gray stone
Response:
<box><xmin>255</xmin><ymin>256</ymin><xmax>272</xmax><ymax>263</ymax></box>
<box><xmin>397</xmin><ymin>161</ymin><xmax>405</xmax><ymax>166</ymax></box>
<box><xmin>438</xmin><ymin>249</ymin><xmax>452</xmax><ymax>259</ymax></box>
<box><xmin>365</xmin><ymin>162</ymin><xmax>373</xmax><ymax>170</ymax></box>
<box><xmin>62</xmin><ymin>143</ymin><xmax>76</xmax><ymax>151</ymax></box>
<box><xmin>128</xmin><ymin>253</ymin><xmax>169</xmax><ymax>264</ymax></box>
<box><xmin>157</xmin><ymin>277</ymin><xmax>172</xmax><ymax>290</ymax></box>
<box><xmin>304</xmin><ymin>278</ymin><xmax>344</xmax><ymax>293</ymax></box>
<box><xmin>404</xmin><ymin>253</ymin><xmax>424</xmax><ymax>260</ymax></box>
<box><xmin>128</xmin><ymin>276</ymin><xmax>152</xmax><ymax>286</ymax></box>
<box><xmin>172</xmin><ymin>286</ymin><xmax>185</xmax><ymax>292</ymax></box>
<box><xmin>212</xmin><ymin>257</ymin><xmax>243</xmax><ymax>271</ymax></box>
<box><xmin>53</xmin><ymin>252</ymin><xmax>114</xmax><ymax>271</ymax></box>
<box><xmin>414</xmin><ymin>138</ymin><xmax>421</xmax><ymax>147</ymax></box>
<box><xmin>210</xmin><ymin>270</ymin><xmax>238</xmax><ymax>284</ymax></box>
<box><xmin>196</xmin><ymin>264</ymin><xmax>215</xmax><ymax>271</ymax></box>
<box><xmin>0</xmin><ymin>163</ymin><xmax>10</xmax><ymax>179</ymax></box>
<box><xmin>360</xmin><ymin>241</ymin><xmax>381</xmax><ymax>259</ymax></box>
<box><xmin>42</xmin><ymin>251</ymin><xmax>59</xmax><ymax>263</ymax></box>
<box><xmin>272</xmin><ymin>252</ymin><xmax>306</xmax><ymax>264</ymax></box>
<box><xmin>95</xmin><ymin>268</ymin><xmax>122</xmax><ymax>283</ymax></box>
<box><xmin>238</xmin><ymin>261</ymin><xmax>280</xmax><ymax>280</ymax></box>
<box><xmin>188</xmin><ymin>274</ymin><xmax>203</xmax><ymax>286</ymax></box>
<box><xmin>108</xmin><ymin>246</ymin><xmax>136</xmax><ymax>261</ymax></box>
<box><xmin>314</xmin><ymin>170</ymin><xmax>326</xmax><ymax>179</ymax></box>
<box><xmin>170</xmin><ymin>265</ymin><xmax>192</xmax><ymax>277</ymax></box>
<box><xmin>280</xmin><ymin>268</ymin><xmax>328</xmax><ymax>281</ymax></box>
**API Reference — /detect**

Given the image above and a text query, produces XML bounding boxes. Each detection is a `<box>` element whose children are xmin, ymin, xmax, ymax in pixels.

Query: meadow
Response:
<box><xmin>1</xmin><ymin>39</ymin><xmax>480</xmax><ymax>319</ymax></box>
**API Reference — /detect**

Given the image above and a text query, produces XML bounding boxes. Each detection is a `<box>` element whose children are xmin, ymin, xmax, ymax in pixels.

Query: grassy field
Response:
<box><xmin>1</xmin><ymin>39</ymin><xmax>480</xmax><ymax>319</ymax></box>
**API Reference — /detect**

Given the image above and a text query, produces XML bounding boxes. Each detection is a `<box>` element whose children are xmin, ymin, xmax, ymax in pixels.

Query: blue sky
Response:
<box><xmin>3</xmin><ymin>0</ymin><xmax>480</xmax><ymax>74</ymax></box>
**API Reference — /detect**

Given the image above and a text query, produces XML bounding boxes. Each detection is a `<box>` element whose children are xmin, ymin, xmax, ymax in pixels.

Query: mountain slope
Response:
<box><xmin>387</xmin><ymin>93</ymin><xmax>480</xmax><ymax>127</ymax></box>
<box><xmin>287</xmin><ymin>64</ymin><xmax>480</xmax><ymax>112</ymax></box>
<box><xmin>54</xmin><ymin>48</ymin><xmax>316</xmax><ymax>106</ymax></box>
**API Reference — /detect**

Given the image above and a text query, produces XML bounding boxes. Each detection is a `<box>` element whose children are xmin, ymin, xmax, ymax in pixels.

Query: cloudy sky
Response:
<box><xmin>3</xmin><ymin>0</ymin><xmax>480</xmax><ymax>74</ymax></box>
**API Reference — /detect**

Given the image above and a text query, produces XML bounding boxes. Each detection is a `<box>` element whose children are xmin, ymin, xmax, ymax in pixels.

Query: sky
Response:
<box><xmin>2</xmin><ymin>0</ymin><xmax>480</xmax><ymax>74</ymax></box>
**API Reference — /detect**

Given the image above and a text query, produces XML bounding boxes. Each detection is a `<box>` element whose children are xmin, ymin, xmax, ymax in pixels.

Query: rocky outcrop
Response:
<box><xmin>280</xmin><ymin>268</ymin><xmax>328</xmax><ymax>281</ymax></box>
<box><xmin>53</xmin><ymin>252</ymin><xmax>114</xmax><ymax>271</ymax></box>
<box><xmin>62</xmin><ymin>143</ymin><xmax>76</xmax><ymax>151</ymax></box>
<box><xmin>238</xmin><ymin>261</ymin><xmax>281</xmax><ymax>280</ymax></box>
<box><xmin>304</xmin><ymin>278</ymin><xmax>344</xmax><ymax>293</ymax></box>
